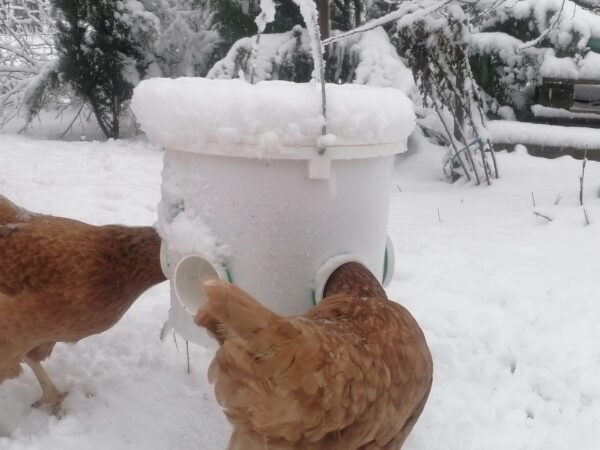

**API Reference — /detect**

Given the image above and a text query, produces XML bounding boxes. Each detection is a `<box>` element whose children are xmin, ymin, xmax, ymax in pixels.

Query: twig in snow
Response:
<box><xmin>533</xmin><ymin>211</ymin><xmax>553</xmax><ymax>222</ymax></box>
<box><xmin>554</xmin><ymin>194</ymin><xmax>562</xmax><ymax>205</ymax></box>
<box><xmin>396</xmin><ymin>185</ymin><xmax>402</xmax><ymax>192</ymax></box>
<box><xmin>583</xmin><ymin>208</ymin><xmax>591</xmax><ymax>226</ymax></box>
<box><xmin>531</xmin><ymin>192</ymin><xmax>536</xmax><ymax>207</ymax></box>
<box><xmin>580</xmin><ymin>149</ymin><xmax>588</xmax><ymax>206</ymax></box>
<box><xmin>437</xmin><ymin>208</ymin><xmax>442</xmax><ymax>223</ymax></box>
<box><xmin>159</xmin><ymin>321</ymin><xmax>170</xmax><ymax>341</ymax></box>
<box><xmin>173</xmin><ymin>331</ymin><xmax>180</xmax><ymax>353</ymax></box>
<box><xmin>186</xmin><ymin>340</ymin><xmax>191</xmax><ymax>374</ymax></box>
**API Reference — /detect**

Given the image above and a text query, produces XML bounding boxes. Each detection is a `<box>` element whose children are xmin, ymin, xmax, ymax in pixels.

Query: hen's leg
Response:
<box><xmin>27</xmin><ymin>343</ymin><xmax>55</xmax><ymax>362</ymax></box>
<box><xmin>23</xmin><ymin>357</ymin><xmax>65</xmax><ymax>416</ymax></box>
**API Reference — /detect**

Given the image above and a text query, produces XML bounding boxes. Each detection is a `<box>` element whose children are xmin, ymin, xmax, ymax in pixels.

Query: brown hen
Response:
<box><xmin>196</xmin><ymin>262</ymin><xmax>433</xmax><ymax>450</ymax></box>
<box><xmin>0</xmin><ymin>195</ymin><xmax>166</xmax><ymax>414</ymax></box>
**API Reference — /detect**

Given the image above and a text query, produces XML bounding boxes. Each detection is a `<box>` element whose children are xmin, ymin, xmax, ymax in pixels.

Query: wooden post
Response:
<box><xmin>319</xmin><ymin>0</ymin><xmax>330</xmax><ymax>40</ymax></box>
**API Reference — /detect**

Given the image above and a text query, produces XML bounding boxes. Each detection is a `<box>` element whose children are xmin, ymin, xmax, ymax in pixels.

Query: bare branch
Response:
<box><xmin>322</xmin><ymin>0</ymin><xmax>454</xmax><ymax>46</ymax></box>
<box><xmin>534</xmin><ymin>211</ymin><xmax>554</xmax><ymax>222</ymax></box>
<box><xmin>583</xmin><ymin>208</ymin><xmax>591</xmax><ymax>226</ymax></box>
<box><xmin>580</xmin><ymin>148</ymin><xmax>588</xmax><ymax>206</ymax></box>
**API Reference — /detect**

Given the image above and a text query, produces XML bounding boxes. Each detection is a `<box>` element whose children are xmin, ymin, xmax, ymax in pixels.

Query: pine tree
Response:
<box><xmin>208</xmin><ymin>0</ymin><xmax>306</xmax><ymax>63</ymax></box>
<box><xmin>52</xmin><ymin>0</ymin><xmax>142</xmax><ymax>138</ymax></box>
<box><xmin>207</xmin><ymin>0</ymin><xmax>372</xmax><ymax>81</ymax></box>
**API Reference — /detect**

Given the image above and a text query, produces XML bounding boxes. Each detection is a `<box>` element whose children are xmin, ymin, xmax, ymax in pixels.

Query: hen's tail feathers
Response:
<box><xmin>323</xmin><ymin>262</ymin><xmax>388</xmax><ymax>299</ymax></box>
<box><xmin>0</xmin><ymin>195</ymin><xmax>32</xmax><ymax>225</ymax></box>
<box><xmin>195</xmin><ymin>279</ymin><xmax>283</xmax><ymax>341</ymax></box>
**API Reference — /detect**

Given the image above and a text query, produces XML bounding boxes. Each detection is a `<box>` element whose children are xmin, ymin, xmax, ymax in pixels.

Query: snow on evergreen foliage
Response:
<box><xmin>0</xmin><ymin>0</ymin><xmax>221</xmax><ymax>135</ymax></box>
<box><xmin>4</xmin><ymin>0</ymin><xmax>600</xmax><ymax>143</ymax></box>
<box><xmin>208</xmin><ymin>25</ymin><xmax>414</xmax><ymax>95</ymax></box>
<box><xmin>0</xmin><ymin>0</ymin><xmax>52</xmax><ymax>34</ymax></box>
<box><xmin>208</xmin><ymin>26</ymin><xmax>312</xmax><ymax>82</ymax></box>
<box><xmin>255</xmin><ymin>0</ymin><xmax>277</xmax><ymax>33</ymax></box>
<box><xmin>118</xmin><ymin>0</ymin><xmax>220</xmax><ymax>79</ymax></box>
<box><xmin>322</xmin><ymin>0</ymin><xmax>600</xmax><ymax>117</ymax></box>
<box><xmin>0</xmin><ymin>0</ymin><xmax>56</xmax><ymax>127</ymax></box>
<box><xmin>468</xmin><ymin>0</ymin><xmax>600</xmax><ymax>114</ymax></box>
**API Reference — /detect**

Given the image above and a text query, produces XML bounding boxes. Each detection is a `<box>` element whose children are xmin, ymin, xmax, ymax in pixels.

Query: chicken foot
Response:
<box><xmin>24</xmin><ymin>357</ymin><xmax>66</xmax><ymax>416</ymax></box>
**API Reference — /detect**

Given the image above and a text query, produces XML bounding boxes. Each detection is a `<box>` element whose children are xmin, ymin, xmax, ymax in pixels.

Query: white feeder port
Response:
<box><xmin>173</xmin><ymin>254</ymin><xmax>230</xmax><ymax>315</ymax></box>
<box><xmin>132</xmin><ymin>78</ymin><xmax>415</xmax><ymax>346</ymax></box>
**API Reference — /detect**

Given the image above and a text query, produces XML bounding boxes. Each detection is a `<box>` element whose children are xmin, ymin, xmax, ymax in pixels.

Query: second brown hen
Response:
<box><xmin>196</xmin><ymin>263</ymin><xmax>433</xmax><ymax>450</ymax></box>
<box><xmin>0</xmin><ymin>195</ymin><xmax>166</xmax><ymax>414</ymax></box>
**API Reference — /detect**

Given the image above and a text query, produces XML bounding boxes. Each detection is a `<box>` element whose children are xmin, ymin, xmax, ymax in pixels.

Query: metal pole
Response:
<box><xmin>319</xmin><ymin>0</ymin><xmax>330</xmax><ymax>40</ymax></box>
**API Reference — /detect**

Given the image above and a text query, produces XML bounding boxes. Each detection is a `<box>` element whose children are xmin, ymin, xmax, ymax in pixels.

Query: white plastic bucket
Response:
<box><xmin>132</xmin><ymin>78</ymin><xmax>413</xmax><ymax>346</ymax></box>
<box><xmin>160</xmin><ymin>147</ymin><xmax>400</xmax><ymax>345</ymax></box>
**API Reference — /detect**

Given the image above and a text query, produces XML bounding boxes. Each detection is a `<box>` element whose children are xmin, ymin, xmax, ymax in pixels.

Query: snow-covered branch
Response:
<box><xmin>322</xmin><ymin>0</ymin><xmax>454</xmax><ymax>46</ymax></box>
<box><xmin>0</xmin><ymin>0</ymin><xmax>56</xmax><ymax>127</ymax></box>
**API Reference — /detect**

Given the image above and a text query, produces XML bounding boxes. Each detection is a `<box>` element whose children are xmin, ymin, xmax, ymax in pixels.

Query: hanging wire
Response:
<box><xmin>251</xmin><ymin>0</ymin><xmax>329</xmax><ymax>155</ymax></box>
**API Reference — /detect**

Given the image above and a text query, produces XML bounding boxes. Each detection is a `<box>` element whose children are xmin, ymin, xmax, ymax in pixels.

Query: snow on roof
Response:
<box><xmin>488</xmin><ymin>120</ymin><xmax>600</xmax><ymax>149</ymax></box>
<box><xmin>540</xmin><ymin>52</ymin><xmax>600</xmax><ymax>80</ymax></box>
<box><xmin>131</xmin><ymin>77</ymin><xmax>415</xmax><ymax>156</ymax></box>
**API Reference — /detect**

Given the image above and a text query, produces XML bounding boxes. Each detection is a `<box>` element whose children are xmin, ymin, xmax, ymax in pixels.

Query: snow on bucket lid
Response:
<box><xmin>131</xmin><ymin>78</ymin><xmax>415</xmax><ymax>158</ymax></box>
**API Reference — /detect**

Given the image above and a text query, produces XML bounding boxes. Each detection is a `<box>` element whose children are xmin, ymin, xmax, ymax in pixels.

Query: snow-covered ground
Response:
<box><xmin>1</xmin><ymin>131</ymin><xmax>600</xmax><ymax>449</ymax></box>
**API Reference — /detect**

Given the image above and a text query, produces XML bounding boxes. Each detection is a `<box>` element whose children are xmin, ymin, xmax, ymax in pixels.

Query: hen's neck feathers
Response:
<box><xmin>100</xmin><ymin>225</ymin><xmax>166</xmax><ymax>289</ymax></box>
<box><xmin>322</xmin><ymin>262</ymin><xmax>387</xmax><ymax>299</ymax></box>
<box><xmin>0</xmin><ymin>195</ymin><xmax>32</xmax><ymax>225</ymax></box>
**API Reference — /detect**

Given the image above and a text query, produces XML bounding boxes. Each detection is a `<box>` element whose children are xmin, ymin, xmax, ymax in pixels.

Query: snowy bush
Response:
<box><xmin>208</xmin><ymin>25</ymin><xmax>414</xmax><ymax>95</ymax></box>
<box><xmin>468</xmin><ymin>0</ymin><xmax>600</xmax><ymax>116</ymax></box>
<box><xmin>1</xmin><ymin>0</ymin><xmax>221</xmax><ymax>137</ymax></box>
<box><xmin>322</xmin><ymin>0</ymin><xmax>600</xmax><ymax>181</ymax></box>
<box><xmin>52</xmin><ymin>0</ymin><xmax>144</xmax><ymax>139</ymax></box>
<box><xmin>393</xmin><ymin>3</ymin><xmax>498</xmax><ymax>184</ymax></box>
<box><xmin>119</xmin><ymin>0</ymin><xmax>220</xmax><ymax>79</ymax></box>
<box><xmin>0</xmin><ymin>0</ymin><xmax>57</xmax><ymax>127</ymax></box>
<box><xmin>208</xmin><ymin>26</ymin><xmax>312</xmax><ymax>82</ymax></box>
<box><xmin>50</xmin><ymin>0</ymin><xmax>222</xmax><ymax>138</ymax></box>
<box><xmin>0</xmin><ymin>0</ymin><xmax>52</xmax><ymax>34</ymax></box>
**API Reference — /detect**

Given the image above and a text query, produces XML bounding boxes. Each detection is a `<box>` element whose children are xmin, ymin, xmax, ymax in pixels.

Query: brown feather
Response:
<box><xmin>196</xmin><ymin>264</ymin><xmax>433</xmax><ymax>450</ymax></box>
<box><xmin>0</xmin><ymin>195</ymin><xmax>166</xmax><ymax>385</ymax></box>
<box><xmin>0</xmin><ymin>195</ymin><xmax>34</xmax><ymax>225</ymax></box>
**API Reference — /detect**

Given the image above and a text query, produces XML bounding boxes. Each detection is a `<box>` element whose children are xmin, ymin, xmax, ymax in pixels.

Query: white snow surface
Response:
<box><xmin>2</xmin><ymin>131</ymin><xmax>600</xmax><ymax>449</ymax></box>
<box><xmin>131</xmin><ymin>78</ymin><xmax>415</xmax><ymax>153</ymax></box>
<box><xmin>488</xmin><ymin>120</ymin><xmax>600</xmax><ymax>149</ymax></box>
